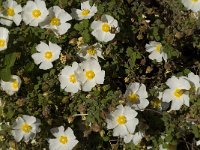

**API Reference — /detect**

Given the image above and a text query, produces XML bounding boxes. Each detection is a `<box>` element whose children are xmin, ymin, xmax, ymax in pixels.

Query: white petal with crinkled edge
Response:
<box><xmin>170</xmin><ymin>98</ymin><xmax>184</xmax><ymax>110</ymax></box>
<box><xmin>39</xmin><ymin>61</ymin><xmax>53</xmax><ymax>70</ymax></box>
<box><xmin>113</xmin><ymin>125</ymin><xmax>128</xmax><ymax>137</ymax></box>
<box><xmin>106</xmin><ymin>117</ymin><xmax>118</xmax><ymax>129</ymax></box>
<box><xmin>162</xmin><ymin>89</ymin><xmax>173</xmax><ymax>102</ymax></box>
<box><xmin>57</xmin><ymin>22</ymin><xmax>71</xmax><ymax>35</ymax></box>
<box><xmin>125</xmin><ymin>118</ymin><xmax>138</xmax><ymax>133</ymax></box>
<box><xmin>132</xmin><ymin>132</ymin><xmax>144</xmax><ymax>145</ymax></box>
<box><xmin>22</xmin><ymin>115</ymin><xmax>36</xmax><ymax>125</ymax></box>
<box><xmin>94</xmin><ymin>70</ymin><xmax>105</xmax><ymax>84</ymax></box>
<box><xmin>11</xmin><ymin>129</ymin><xmax>24</xmax><ymax>142</ymax></box>
<box><xmin>137</xmin><ymin>83</ymin><xmax>148</xmax><ymax>98</ymax></box>
<box><xmin>82</xmin><ymin>79</ymin><xmax>96</xmax><ymax>91</ymax></box>
<box><xmin>133</xmin><ymin>98</ymin><xmax>149</xmax><ymax>110</ymax></box>
<box><xmin>31</xmin><ymin>53</ymin><xmax>44</xmax><ymax>64</ymax></box>
<box><xmin>124</xmin><ymin>133</ymin><xmax>134</xmax><ymax>143</ymax></box>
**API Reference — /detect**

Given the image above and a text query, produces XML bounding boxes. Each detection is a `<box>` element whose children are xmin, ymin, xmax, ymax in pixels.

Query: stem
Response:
<box><xmin>72</xmin><ymin>114</ymin><xmax>88</xmax><ymax>117</ymax></box>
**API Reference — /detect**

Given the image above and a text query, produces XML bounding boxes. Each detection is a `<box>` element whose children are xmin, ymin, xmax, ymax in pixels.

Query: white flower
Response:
<box><xmin>124</xmin><ymin>82</ymin><xmax>149</xmax><ymax>110</ymax></box>
<box><xmin>91</xmin><ymin>14</ymin><xmax>119</xmax><ymax>42</ymax></box>
<box><xmin>41</xmin><ymin>6</ymin><xmax>72</xmax><ymax>35</ymax></box>
<box><xmin>76</xmin><ymin>59</ymin><xmax>105</xmax><ymax>92</ymax></box>
<box><xmin>22</xmin><ymin>0</ymin><xmax>49</xmax><ymax>26</ymax></box>
<box><xmin>184</xmin><ymin>72</ymin><xmax>200</xmax><ymax>95</ymax></box>
<box><xmin>123</xmin><ymin>131</ymin><xmax>144</xmax><ymax>145</ymax></box>
<box><xmin>78</xmin><ymin>43</ymin><xmax>104</xmax><ymax>60</ymax></box>
<box><xmin>181</xmin><ymin>0</ymin><xmax>200</xmax><ymax>12</ymax></box>
<box><xmin>48</xmin><ymin>126</ymin><xmax>78</xmax><ymax>150</ymax></box>
<box><xmin>11</xmin><ymin>115</ymin><xmax>41</xmax><ymax>142</ymax></box>
<box><xmin>162</xmin><ymin>76</ymin><xmax>191</xmax><ymax>110</ymax></box>
<box><xmin>145</xmin><ymin>41</ymin><xmax>167</xmax><ymax>62</ymax></box>
<box><xmin>1</xmin><ymin>75</ymin><xmax>21</xmax><ymax>96</ymax></box>
<box><xmin>196</xmin><ymin>140</ymin><xmax>200</xmax><ymax>146</ymax></box>
<box><xmin>0</xmin><ymin>0</ymin><xmax>22</xmax><ymax>26</ymax></box>
<box><xmin>71</xmin><ymin>0</ymin><xmax>97</xmax><ymax>20</ymax></box>
<box><xmin>31</xmin><ymin>41</ymin><xmax>61</xmax><ymax>70</ymax></box>
<box><xmin>0</xmin><ymin>27</ymin><xmax>9</xmax><ymax>51</ymax></box>
<box><xmin>106</xmin><ymin>105</ymin><xmax>139</xmax><ymax>137</ymax></box>
<box><xmin>59</xmin><ymin>62</ymin><xmax>81</xmax><ymax>94</ymax></box>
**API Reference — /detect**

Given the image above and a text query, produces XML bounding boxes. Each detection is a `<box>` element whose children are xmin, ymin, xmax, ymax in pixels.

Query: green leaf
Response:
<box><xmin>4</xmin><ymin>53</ymin><xmax>17</xmax><ymax>67</ymax></box>
<box><xmin>0</xmin><ymin>67</ymin><xmax>11</xmax><ymax>81</ymax></box>
<box><xmin>24</xmin><ymin>62</ymin><xmax>34</xmax><ymax>72</ymax></box>
<box><xmin>192</xmin><ymin>125</ymin><xmax>199</xmax><ymax>138</ymax></box>
<box><xmin>126</xmin><ymin>47</ymin><xmax>141</xmax><ymax>67</ymax></box>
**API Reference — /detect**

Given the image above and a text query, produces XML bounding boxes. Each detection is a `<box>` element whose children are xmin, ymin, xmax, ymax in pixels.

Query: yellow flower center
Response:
<box><xmin>12</xmin><ymin>80</ymin><xmax>19</xmax><ymax>90</ymax></box>
<box><xmin>59</xmin><ymin>135</ymin><xmax>68</xmax><ymax>144</ymax></box>
<box><xmin>151</xmin><ymin>99</ymin><xmax>161</xmax><ymax>109</ymax></box>
<box><xmin>44</xmin><ymin>51</ymin><xmax>53</xmax><ymax>60</ymax></box>
<box><xmin>128</xmin><ymin>93</ymin><xmax>139</xmax><ymax>103</ymax></box>
<box><xmin>50</xmin><ymin>17</ymin><xmax>61</xmax><ymax>26</ymax></box>
<box><xmin>174</xmin><ymin>88</ymin><xmax>183</xmax><ymax>98</ymax></box>
<box><xmin>87</xmin><ymin>48</ymin><xmax>96</xmax><ymax>56</ymax></box>
<box><xmin>156</xmin><ymin>44</ymin><xmax>161</xmax><ymax>53</ymax></box>
<box><xmin>192</xmin><ymin>0</ymin><xmax>198</xmax><ymax>2</ymax></box>
<box><xmin>101</xmin><ymin>23</ymin><xmax>110</xmax><ymax>32</ymax></box>
<box><xmin>81</xmin><ymin>9</ymin><xmax>90</xmax><ymax>16</ymax></box>
<box><xmin>21</xmin><ymin>123</ymin><xmax>32</xmax><ymax>133</ymax></box>
<box><xmin>69</xmin><ymin>74</ymin><xmax>77</xmax><ymax>83</ymax></box>
<box><xmin>85</xmin><ymin>70</ymin><xmax>95</xmax><ymax>80</ymax></box>
<box><xmin>32</xmin><ymin>9</ymin><xmax>41</xmax><ymax>18</ymax></box>
<box><xmin>116</xmin><ymin>115</ymin><xmax>127</xmax><ymax>125</ymax></box>
<box><xmin>6</xmin><ymin>7</ymin><xmax>15</xmax><ymax>16</ymax></box>
<box><xmin>0</xmin><ymin>39</ymin><xmax>5</xmax><ymax>48</ymax></box>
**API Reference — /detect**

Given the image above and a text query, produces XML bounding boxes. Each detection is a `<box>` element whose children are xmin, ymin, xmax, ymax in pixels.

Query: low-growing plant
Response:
<box><xmin>0</xmin><ymin>0</ymin><xmax>200</xmax><ymax>150</ymax></box>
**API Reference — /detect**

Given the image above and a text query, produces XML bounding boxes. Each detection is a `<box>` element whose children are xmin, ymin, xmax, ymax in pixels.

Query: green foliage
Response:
<box><xmin>0</xmin><ymin>0</ymin><xmax>200</xmax><ymax>149</ymax></box>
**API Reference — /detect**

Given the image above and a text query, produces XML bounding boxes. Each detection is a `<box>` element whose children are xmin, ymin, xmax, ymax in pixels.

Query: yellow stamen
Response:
<box><xmin>44</xmin><ymin>51</ymin><xmax>53</xmax><ymax>60</ymax></box>
<box><xmin>59</xmin><ymin>135</ymin><xmax>68</xmax><ymax>144</ymax></box>
<box><xmin>192</xmin><ymin>0</ymin><xmax>198</xmax><ymax>2</ymax></box>
<box><xmin>85</xmin><ymin>70</ymin><xmax>95</xmax><ymax>80</ymax></box>
<box><xmin>81</xmin><ymin>9</ymin><xmax>90</xmax><ymax>16</ymax></box>
<box><xmin>6</xmin><ymin>7</ymin><xmax>15</xmax><ymax>16</ymax></box>
<box><xmin>32</xmin><ymin>9</ymin><xmax>41</xmax><ymax>18</ymax></box>
<box><xmin>87</xmin><ymin>48</ymin><xmax>96</xmax><ymax>56</ymax></box>
<box><xmin>12</xmin><ymin>80</ymin><xmax>18</xmax><ymax>90</ymax></box>
<box><xmin>128</xmin><ymin>93</ymin><xmax>139</xmax><ymax>103</ymax></box>
<box><xmin>174</xmin><ymin>88</ymin><xmax>183</xmax><ymax>98</ymax></box>
<box><xmin>101</xmin><ymin>23</ymin><xmax>110</xmax><ymax>32</ymax></box>
<box><xmin>156</xmin><ymin>44</ymin><xmax>161</xmax><ymax>53</ymax></box>
<box><xmin>50</xmin><ymin>17</ymin><xmax>61</xmax><ymax>26</ymax></box>
<box><xmin>116</xmin><ymin>115</ymin><xmax>127</xmax><ymax>125</ymax></box>
<box><xmin>0</xmin><ymin>39</ymin><xmax>5</xmax><ymax>48</ymax></box>
<box><xmin>69</xmin><ymin>74</ymin><xmax>77</xmax><ymax>83</ymax></box>
<box><xmin>21</xmin><ymin>123</ymin><xmax>32</xmax><ymax>133</ymax></box>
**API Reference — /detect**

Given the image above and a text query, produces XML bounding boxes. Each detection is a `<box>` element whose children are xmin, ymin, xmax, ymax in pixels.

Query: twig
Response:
<box><xmin>72</xmin><ymin>113</ymin><xmax>88</xmax><ymax>117</ymax></box>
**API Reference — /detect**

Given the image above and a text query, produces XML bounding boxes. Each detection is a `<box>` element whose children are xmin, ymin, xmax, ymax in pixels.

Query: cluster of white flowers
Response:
<box><xmin>0</xmin><ymin>0</ymin><xmax>200</xmax><ymax>149</ymax></box>
<box><xmin>11</xmin><ymin>115</ymin><xmax>78</xmax><ymax>150</ymax></box>
<box><xmin>161</xmin><ymin>72</ymin><xmax>200</xmax><ymax>110</ymax></box>
<box><xmin>106</xmin><ymin>71</ymin><xmax>200</xmax><ymax>145</ymax></box>
<box><xmin>0</xmin><ymin>0</ymin><xmax>120</xmax><ymax>39</ymax></box>
<box><xmin>59</xmin><ymin>59</ymin><xmax>105</xmax><ymax>93</ymax></box>
<box><xmin>106</xmin><ymin>82</ymin><xmax>149</xmax><ymax>145</ymax></box>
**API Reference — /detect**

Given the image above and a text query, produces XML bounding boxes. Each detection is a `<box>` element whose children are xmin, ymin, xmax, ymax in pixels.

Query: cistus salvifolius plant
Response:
<box><xmin>0</xmin><ymin>0</ymin><xmax>200</xmax><ymax>149</ymax></box>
